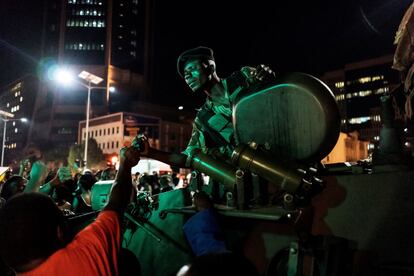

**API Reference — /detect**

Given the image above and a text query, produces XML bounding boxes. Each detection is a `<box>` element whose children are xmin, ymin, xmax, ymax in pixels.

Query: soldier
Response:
<box><xmin>142</xmin><ymin>46</ymin><xmax>275</xmax><ymax>201</ymax></box>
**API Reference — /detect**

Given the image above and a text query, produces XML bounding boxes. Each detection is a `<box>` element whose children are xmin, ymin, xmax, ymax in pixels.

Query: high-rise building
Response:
<box><xmin>321</xmin><ymin>55</ymin><xmax>400</xmax><ymax>148</ymax></box>
<box><xmin>0</xmin><ymin>75</ymin><xmax>38</xmax><ymax>164</ymax></box>
<box><xmin>28</xmin><ymin>0</ymin><xmax>150</xmax><ymax>153</ymax></box>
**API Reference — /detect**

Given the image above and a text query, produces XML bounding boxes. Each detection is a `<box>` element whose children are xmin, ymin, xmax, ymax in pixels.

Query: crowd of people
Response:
<box><xmin>0</xmin><ymin>141</ymin><xmax>258</xmax><ymax>276</ymax></box>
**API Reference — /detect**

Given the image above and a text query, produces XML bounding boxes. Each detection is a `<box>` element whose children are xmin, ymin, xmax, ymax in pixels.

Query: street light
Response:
<box><xmin>54</xmin><ymin>69</ymin><xmax>110</xmax><ymax>169</ymax></box>
<box><xmin>77</xmin><ymin>71</ymin><xmax>104</xmax><ymax>170</ymax></box>
<box><xmin>0</xmin><ymin>109</ymin><xmax>27</xmax><ymax>166</ymax></box>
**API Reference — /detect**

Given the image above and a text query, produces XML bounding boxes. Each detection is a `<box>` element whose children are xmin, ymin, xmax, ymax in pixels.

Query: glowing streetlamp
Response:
<box><xmin>54</xmin><ymin>69</ymin><xmax>111</xmax><ymax>169</ymax></box>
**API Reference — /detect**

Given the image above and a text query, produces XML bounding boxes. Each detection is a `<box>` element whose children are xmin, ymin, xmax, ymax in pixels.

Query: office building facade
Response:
<box><xmin>321</xmin><ymin>55</ymin><xmax>400</xmax><ymax>149</ymax></box>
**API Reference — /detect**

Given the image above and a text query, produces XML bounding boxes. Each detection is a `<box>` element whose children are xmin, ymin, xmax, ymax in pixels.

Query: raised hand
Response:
<box><xmin>120</xmin><ymin>138</ymin><xmax>141</xmax><ymax>168</ymax></box>
<box><xmin>254</xmin><ymin>64</ymin><xmax>276</xmax><ymax>82</ymax></box>
<box><xmin>135</xmin><ymin>134</ymin><xmax>150</xmax><ymax>156</ymax></box>
<box><xmin>57</xmin><ymin>167</ymin><xmax>72</xmax><ymax>183</ymax></box>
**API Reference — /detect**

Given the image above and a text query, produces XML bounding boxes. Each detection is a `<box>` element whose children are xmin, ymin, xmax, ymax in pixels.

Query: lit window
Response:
<box><xmin>335</xmin><ymin>94</ymin><xmax>345</xmax><ymax>101</ymax></box>
<box><xmin>372</xmin><ymin>75</ymin><xmax>384</xmax><ymax>81</ymax></box>
<box><xmin>372</xmin><ymin>115</ymin><xmax>381</xmax><ymax>122</ymax></box>
<box><xmin>12</xmin><ymin>122</ymin><xmax>16</xmax><ymax>126</ymax></box>
<box><xmin>335</xmin><ymin>82</ymin><xmax>344</xmax><ymax>88</ymax></box>
<box><xmin>358</xmin><ymin>77</ymin><xmax>371</xmax><ymax>84</ymax></box>
<box><xmin>15</xmin><ymin>128</ymin><xmax>18</xmax><ymax>133</ymax></box>
<box><xmin>348</xmin><ymin>116</ymin><xmax>371</xmax><ymax>124</ymax></box>
<box><xmin>358</xmin><ymin>90</ymin><xmax>372</xmax><ymax>97</ymax></box>
<box><xmin>6</xmin><ymin>103</ymin><xmax>9</xmax><ymax>107</ymax></box>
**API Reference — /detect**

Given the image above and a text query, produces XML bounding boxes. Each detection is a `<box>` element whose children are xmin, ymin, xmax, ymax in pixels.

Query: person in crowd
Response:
<box><xmin>171</xmin><ymin>172</ymin><xmax>180</xmax><ymax>188</ymax></box>
<box><xmin>176</xmin><ymin>191</ymin><xmax>259</xmax><ymax>276</ymax></box>
<box><xmin>100</xmin><ymin>167</ymin><xmax>117</xmax><ymax>181</ymax></box>
<box><xmin>0</xmin><ymin>157</ymin><xmax>50</xmax><ymax>202</ymax></box>
<box><xmin>138</xmin><ymin>173</ymin><xmax>153</xmax><ymax>195</ymax></box>
<box><xmin>52</xmin><ymin>184</ymin><xmax>73</xmax><ymax>212</ymax></box>
<box><xmin>0</xmin><ymin>139</ymin><xmax>141</xmax><ymax>275</ymax></box>
<box><xmin>159</xmin><ymin>174</ymin><xmax>174</xmax><ymax>193</ymax></box>
<box><xmin>0</xmin><ymin>175</ymin><xmax>27</xmax><ymax>201</ymax></box>
<box><xmin>72</xmin><ymin>172</ymin><xmax>97</xmax><ymax>214</ymax></box>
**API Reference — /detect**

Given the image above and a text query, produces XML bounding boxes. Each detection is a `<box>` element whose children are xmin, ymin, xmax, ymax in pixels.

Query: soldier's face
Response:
<box><xmin>183</xmin><ymin>60</ymin><xmax>209</xmax><ymax>92</ymax></box>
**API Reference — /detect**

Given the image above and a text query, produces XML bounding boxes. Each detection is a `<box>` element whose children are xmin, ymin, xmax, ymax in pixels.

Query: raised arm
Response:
<box><xmin>104</xmin><ymin>138</ymin><xmax>141</xmax><ymax>214</ymax></box>
<box><xmin>23</xmin><ymin>160</ymin><xmax>48</xmax><ymax>193</ymax></box>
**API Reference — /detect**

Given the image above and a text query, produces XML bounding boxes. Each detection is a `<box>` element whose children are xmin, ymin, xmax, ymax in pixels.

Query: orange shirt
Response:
<box><xmin>21</xmin><ymin>211</ymin><xmax>121</xmax><ymax>276</ymax></box>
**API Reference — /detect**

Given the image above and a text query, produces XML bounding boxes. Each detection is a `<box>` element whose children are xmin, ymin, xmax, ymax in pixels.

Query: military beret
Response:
<box><xmin>177</xmin><ymin>46</ymin><xmax>214</xmax><ymax>78</ymax></box>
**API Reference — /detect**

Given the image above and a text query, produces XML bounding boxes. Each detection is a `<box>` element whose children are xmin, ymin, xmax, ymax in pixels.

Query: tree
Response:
<box><xmin>68</xmin><ymin>138</ymin><xmax>106</xmax><ymax>170</ymax></box>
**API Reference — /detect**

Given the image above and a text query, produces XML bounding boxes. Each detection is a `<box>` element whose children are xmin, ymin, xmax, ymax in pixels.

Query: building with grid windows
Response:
<box><xmin>0</xmin><ymin>75</ymin><xmax>38</xmax><ymax>164</ymax></box>
<box><xmin>78</xmin><ymin>112</ymin><xmax>192</xmax><ymax>157</ymax></box>
<box><xmin>321</xmin><ymin>55</ymin><xmax>400</xmax><ymax>150</ymax></box>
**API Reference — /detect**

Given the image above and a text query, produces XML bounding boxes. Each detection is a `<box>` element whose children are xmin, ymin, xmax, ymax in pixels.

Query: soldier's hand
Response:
<box><xmin>254</xmin><ymin>64</ymin><xmax>275</xmax><ymax>82</ymax></box>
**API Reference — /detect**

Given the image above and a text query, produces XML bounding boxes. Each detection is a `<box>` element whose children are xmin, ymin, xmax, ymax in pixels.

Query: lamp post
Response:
<box><xmin>0</xmin><ymin>109</ymin><xmax>27</xmax><ymax>166</ymax></box>
<box><xmin>54</xmin><ymin>69</ymin><xmax>115</xmax><ymax>170</ymax></box>
<box><xmin>77</xmin><ymin>71</ymin><xmax>104</xmax><ymax>169</ymax></box>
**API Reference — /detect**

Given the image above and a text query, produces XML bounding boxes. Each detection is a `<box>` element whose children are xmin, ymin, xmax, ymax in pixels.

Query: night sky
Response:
<box><xmin>152</xmin><ymin>0</ymin><xmax>412</xmax><ymax>107</ymax></box>
<box><xmin>0</xmin><ymin>0</ymin><xmax>412</xmax><ymax>109</ymax></box>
